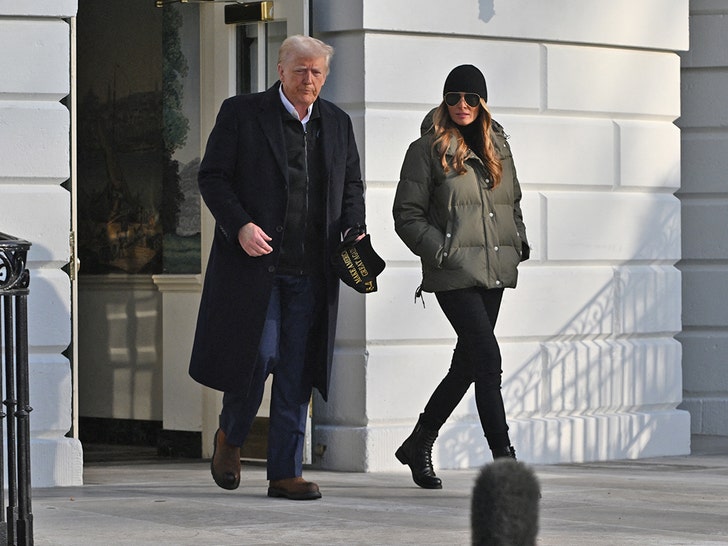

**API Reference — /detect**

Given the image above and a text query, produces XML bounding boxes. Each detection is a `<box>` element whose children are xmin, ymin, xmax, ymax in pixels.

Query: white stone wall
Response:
<box><xmin>313</xmin><ymin>0</ymin><xmax>691</xmax><ymax>470</ymax></box>
<box><xmin>678</xmin><ymin>0</ymin><xmax>728</xmax><ymax>436</ymax></box>
<box><xmin>0</xmin><ymin>1</ymin><xmax>82</xmax><ymax>486</ymax></box>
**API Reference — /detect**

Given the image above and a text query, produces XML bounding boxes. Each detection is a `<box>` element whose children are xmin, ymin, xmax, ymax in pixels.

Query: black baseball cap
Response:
<box><xmin>331</xmin><ymin>234</ymin><xmax>385</xmax><ymax>293</ymax></box>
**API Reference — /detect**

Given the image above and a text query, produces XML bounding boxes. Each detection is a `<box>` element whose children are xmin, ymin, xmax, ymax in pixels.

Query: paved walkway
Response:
<box><xmin>30</xmin><ymin>436</ymin><xmax>728</xmax><ymax>545</ymax></box>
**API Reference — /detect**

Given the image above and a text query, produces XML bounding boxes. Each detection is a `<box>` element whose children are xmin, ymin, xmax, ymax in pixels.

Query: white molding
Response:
<box><xmin>79</xmin><ymin>273</ymin><xmax>158</xmax><ymax>291</ymax></box>
<box><xmin>152</xmin><ymin>274</ymin><xmax>202</xmax><ymax>293</ymax></box>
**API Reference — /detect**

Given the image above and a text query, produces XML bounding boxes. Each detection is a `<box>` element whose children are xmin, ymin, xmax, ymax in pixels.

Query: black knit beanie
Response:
<box><xmin>443</xmin><ymin>64</ymin><xmax>488</xmax><ymax>102</ymax></box>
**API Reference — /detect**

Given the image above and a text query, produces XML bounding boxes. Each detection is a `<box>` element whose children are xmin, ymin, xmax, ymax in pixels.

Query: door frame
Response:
<box><xmin>69</xmin><ymin>15</ymin><xmax>79</xmax><ymax>440</ymax></box>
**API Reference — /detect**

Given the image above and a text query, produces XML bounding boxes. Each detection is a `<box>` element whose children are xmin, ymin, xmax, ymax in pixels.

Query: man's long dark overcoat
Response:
<box><xmin>188</xmin><ymin>83</ymin><xmax>365</xmax><ymax>400</ymax></box>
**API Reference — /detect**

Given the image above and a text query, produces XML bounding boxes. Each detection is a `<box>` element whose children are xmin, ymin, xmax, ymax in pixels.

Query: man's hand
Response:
<box><xmin>238</xmin><ymin>222</ymin><xmax>273</xmax><ymax>256</ymax></box>
<box><xmin>343</xmin><ymin>226</ymin><xmax>366</xmax><ymax>244</ymax></box>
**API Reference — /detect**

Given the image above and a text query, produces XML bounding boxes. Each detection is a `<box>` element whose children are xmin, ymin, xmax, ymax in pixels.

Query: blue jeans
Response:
<box><xmin>219</xmin><ymin>275</ymin><xmax>322</xmax><ymax>481</ymax></box>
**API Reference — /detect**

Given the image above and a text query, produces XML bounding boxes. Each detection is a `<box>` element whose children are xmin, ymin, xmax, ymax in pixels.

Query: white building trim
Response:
<box><xmin>0</xmin><ymin>0</ymin><xmax>82</xmax><ymax>486</ymax></box>
<box><xmin>312</xmin><ymin>0</ymin><xmax>691</xmax><ymax>470</ymax></box>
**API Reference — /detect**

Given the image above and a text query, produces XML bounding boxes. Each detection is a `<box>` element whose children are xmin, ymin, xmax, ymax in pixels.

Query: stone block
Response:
<box><xmin>320</xmin><ymin>34</ymin><xmax>365</xmax><ymax>104</ymax></box>
<box><xmin>0</xmin><ymin>19</ymin><xmax>69</xmax><ymax>97</ymax></box>
<box><xmin>612</xmin><ymin>339</ymin><xmax>684</xmax><ymax>407</ymax></box>
<box><xmin>681</xmin><ymin>11</ymin><xmax>728</xmax><ymax>68</ymax></box>
<box><xmin>547</xmin><ymin>45</ymin><xmax>681</xmax><ymax>117</ymax></box>
<box><xmin>361</xmin><ymin>342</ymin><xmax>542</xmax><ymax>424</ymax></box>
<box><xmin>678</xmin><ymin>331</ymin><xmax>728</xmax><ymax>392</ymax></box>
<box><xmin>681</xmin><ymin>269</ymin><xmax>728</xmax><ymax>326</ymax></box>
<box><xmin>520</xmin><ymin>410</ymin><xmax>689</xmax><ymax>464</ymax></box>
<box><xmin>498</xmin><ymin>266</ymin><xmax>616</xmax><ymax>338</ymax></box>
<box><xmin>618</xmin><ymin>121</ymin><xmax>681</xmax><ymax>189</ymax></box>
<box><xmin>361</xmin><ymin>343</ymin><xmax>541</xmax><ymax>425</ymax></box>
<box><xmin>316</xmin><ymin>348</ymin><xmax>368</xmax><ymax>426</ymax></box>
<box><xmin>0</xmin><ymin>1</ymin><xmax>77</xmax><ymax>17</ymax></box>
<box><xmin>364</xmin><ymin>267</ymin><xmax>454</xmax><ymax>342</ymax></box>
<box><xmin>363</xmin><ymin>345</ymin><xmax>456</xmax><ymax>422</ymax></box>
<box><xmin>362</xmin><ymin>186</ymin><xmax>398</xmax><ymax>259</ymax></box>
<box><xmin>334</xmin><ymin>282</ymin><xmax>366</xmax><ymax>341</ymax></box>
<box><xmin>500</xmin><ymin>341</ymin><xmax>543</xmax><ymax>417</ymax></box>
<box><xmin>0</xmin><ymin>185</ymin><xmax>70</xmax><ymax>265</ymax></box>
<box><xmin>315</xmin><ymin>0</ymin><xmax>688</xmax><ymax>51</ymax></box>
<box><xmin>545</xmin><ymin>192</ymin><xmax>680</xmax><ymax>261</ymax></box>
<box><xmin>362</xmin><ymin>34</ymin><xmax>540</xmax><ymax>109</ymax></box>
<box><xmin>617</xmin><ymin>266</ymin><xmax>681</xmax><ymax>335</ymax></box>
<box><xmin>678</xmin><ymin>398</ymin><xmax>702</xmax><ymax>433</ymax></box>
<box><xmin>29</xmin><ymin>355</ymin><xmax>72</xmax><ymax>435</ymax></box>
<box><xmin>542</xmin><ymin>339</ymin><xmax>682</xmax><ymax>414</ymax></box>
<box><xmin>311</xmin><ymin>424</ymin><xmax>368</xmax><ymax>471</ymax></box>
<box><xmin>0</xmin><ymin>103</ymin><xmax>70</xmax><ymax>181</ymax></box>
<box><xmin>681</xmin><ymin>71</ymin><xmax>728</xmax><ymax>128</ymax></box>
<box><xmin>364</xmin><ymin>109</ymin><xmax>430</xmax><ymax>183</ymax></box>
<box><xmin>679</xmin><ymin>133</ymin><xmax>728</xmax><ymax>193</ymax></box>
<box><xmin>30</xmin><ymin>437</ymin><xmax>83</xmax><ymax>487</ymax></box>
<box><xmin>501</xmin><ymin>115</ymin><xmax>615</xmax><ymax>187</ymax></box>
<box><xmin>27</xmin><ymin>268</ymin><xmax>70</xmax><ymax>351</ymax></box>
<box><xmin>681</xmin><ymin>201</ymin><xmax>728</xmax><ymax>260</ymax></box>
<box><xmin>518</xmin><ymin>191</ymin><xmax>540</xmax><ymax>260</ymax></box>
<box><xmin>542</xmin><ymin>340</ymin><xmax>616</xmax><ymax>413</ymax></box>
<box><xmin>701</xmin><ymin>400</ymin><xmax>728</xmax><ymax>435</ymax></box>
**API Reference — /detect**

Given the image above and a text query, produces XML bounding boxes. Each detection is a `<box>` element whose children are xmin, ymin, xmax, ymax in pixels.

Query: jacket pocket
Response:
<box><xmin>440</xmin><ymin>219</ymin><xmax>455</xmax><ymax>268</ymax></box>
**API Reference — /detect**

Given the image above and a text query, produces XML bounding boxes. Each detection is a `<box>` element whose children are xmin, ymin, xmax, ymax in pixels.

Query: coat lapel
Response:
<box><xmin>317</xmin><ymin>99</ymin><xmax>338</xmax><ymax>183</ymax></box>
<box><xmin>257</xmin><ymin>84</ymin><xmax>288</xmax><ymax>182</ymax></box>
<box><xmin>258</xmin><ymin>85</ymin><xmax>339</xmax><ymax>185</ymax></box>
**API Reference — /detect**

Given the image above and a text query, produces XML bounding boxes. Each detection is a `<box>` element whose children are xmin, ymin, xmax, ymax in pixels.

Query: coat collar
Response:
<box><xmin>257</xmin><ymin>82</ymin><xmax>338</xmax><ymax>184</ymax></box>
<box><xmin>315</xmin><ymin>97</ymin><xmax>339</xmax><ymax>182</ymax></box>
<box><xmin>257</xmin><ymin>83</ymin><xmax>288</xmax><ymax>180</ymax></box>
<box><xmin>444</xmin><ymin>133</ymin><xmax>479</xmax><ymax>163</ymax></box>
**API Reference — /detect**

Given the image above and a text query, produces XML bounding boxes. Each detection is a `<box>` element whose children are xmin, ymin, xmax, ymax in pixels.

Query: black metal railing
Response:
<box><xmin>0</xmin><ymin>233</ymin><xmax>33</xmax><ymax>546</ymax></box>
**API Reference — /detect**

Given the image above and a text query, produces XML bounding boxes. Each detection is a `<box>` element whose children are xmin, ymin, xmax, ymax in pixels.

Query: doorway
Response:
<box><xmin>73</xmin><ymin>0</ymin><xmax>310</xmax><ymax>463</ymax></box>
<box><xmin>74</xmin><ymin>0</ymin><xmax>201</xmax><ymax>462</ymax></box>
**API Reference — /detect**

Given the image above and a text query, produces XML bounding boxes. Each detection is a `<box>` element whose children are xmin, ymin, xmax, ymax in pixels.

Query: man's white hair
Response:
<box><xmin>278</xmin><ymin>35</ymin><xmax>334</xmax><ymax>73</ymax></box>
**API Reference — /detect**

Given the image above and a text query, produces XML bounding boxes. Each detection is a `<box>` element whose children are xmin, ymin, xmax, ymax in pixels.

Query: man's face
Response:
<box><xmin>278</xmin><ymin>56</ymin><xmax>328</xmax><ymax>110</ymax></box>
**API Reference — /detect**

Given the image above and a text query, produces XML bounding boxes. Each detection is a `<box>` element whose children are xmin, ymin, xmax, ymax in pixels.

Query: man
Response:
<box><xmin>189</xmin><ymin>35</ymin><xmax>366</xmax><ymax>501</ymax></box>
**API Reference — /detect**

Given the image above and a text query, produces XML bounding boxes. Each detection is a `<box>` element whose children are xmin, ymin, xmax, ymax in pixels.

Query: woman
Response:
<box><xmin>392</xmin><ymin>64</ymin><xmax>529</xmax><ymax>489</ymax></box>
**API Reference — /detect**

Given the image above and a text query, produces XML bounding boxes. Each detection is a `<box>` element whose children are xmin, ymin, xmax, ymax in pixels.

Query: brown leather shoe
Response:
<box><xmin>211</xmin><ymin>428</ymin><xmax>240</xmax><ymax>490</ymax></box>
<box><xmin>268</xmin><ymin>477</ymin><xmax>322</xmax><ymax>500</ymax></box>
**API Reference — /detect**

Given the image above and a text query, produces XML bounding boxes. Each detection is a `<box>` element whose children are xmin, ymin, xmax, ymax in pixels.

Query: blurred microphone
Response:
<box><xmin>471</xmin><ymin>459</ymin><xmax>541</xmax><ymax>546</ymax></box>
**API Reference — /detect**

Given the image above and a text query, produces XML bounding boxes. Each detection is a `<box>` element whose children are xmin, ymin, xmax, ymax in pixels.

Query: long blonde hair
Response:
<box><xmin>432</xmin><ymin>99</ymin><xmax>502</xmax><ymax>188</ymax></box>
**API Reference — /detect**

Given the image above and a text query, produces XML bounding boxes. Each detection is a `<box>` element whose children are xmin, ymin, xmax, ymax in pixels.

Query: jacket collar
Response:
<box><xmin>444</xmin><ymin>133</ymin><xmax>479</xmax><ymax>163</ymax></box>
<box><xmin>258</xmin><ymin>82</ymin><xmax>337</xmax><ymax>184</ymax></box>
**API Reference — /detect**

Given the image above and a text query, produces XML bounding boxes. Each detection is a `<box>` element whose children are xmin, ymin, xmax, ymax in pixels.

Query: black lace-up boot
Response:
<box><xmin>395</xmin><ymin>416</ymin><xmax>442</xmax><ymax>489</ymax></box>
<box><xmin>491</xmin><ymin>445</ymin><xmax>517</xmax><ymax>460</ymax></box>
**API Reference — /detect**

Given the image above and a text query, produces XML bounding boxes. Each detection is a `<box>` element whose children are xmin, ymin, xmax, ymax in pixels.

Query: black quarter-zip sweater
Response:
<box><xmin>277</xmin><ymin>101</ymin><xmax>326</xmax><ymax>275</ymax></box>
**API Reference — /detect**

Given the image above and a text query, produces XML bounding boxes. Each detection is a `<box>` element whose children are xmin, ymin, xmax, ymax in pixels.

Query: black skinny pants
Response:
<box><xmin>421</xmin><ymin>286</ymin><xmax>511</xmax><ymax>450</ymax></box>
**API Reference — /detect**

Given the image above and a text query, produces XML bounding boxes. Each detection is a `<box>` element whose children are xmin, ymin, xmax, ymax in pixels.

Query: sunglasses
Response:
<box><xmin>444</xmin><ymin>92</ymin><xmax>481</xmax><ymax>107</ymax></box>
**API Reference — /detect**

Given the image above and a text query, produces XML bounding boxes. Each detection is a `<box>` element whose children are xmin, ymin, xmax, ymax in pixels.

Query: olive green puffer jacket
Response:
<box><xmin>393</xmin><ymin>117</ymin><xmax>529</xmax><ymax>293</ymax></box>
